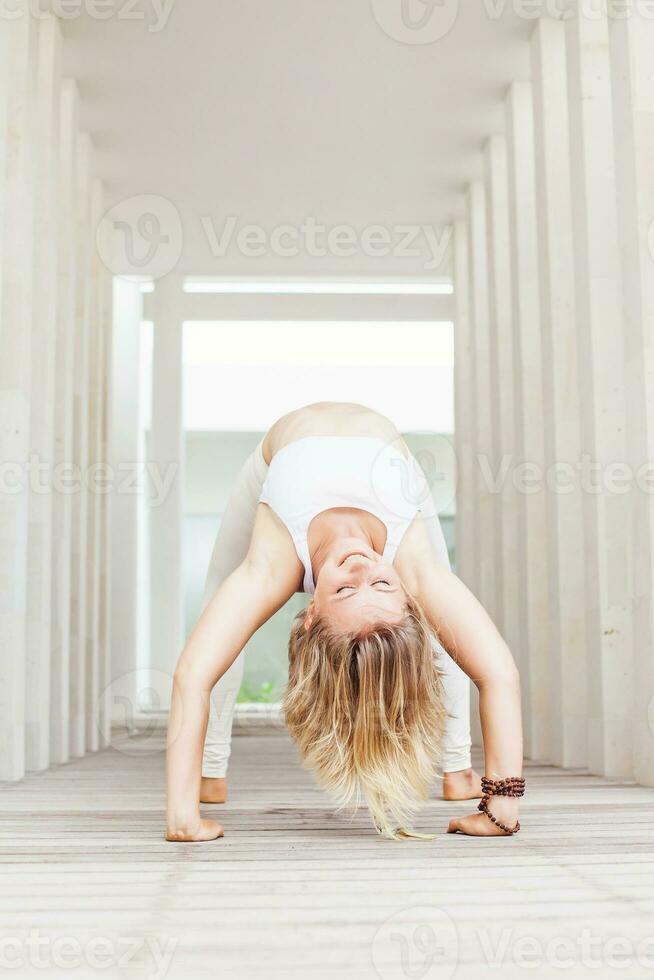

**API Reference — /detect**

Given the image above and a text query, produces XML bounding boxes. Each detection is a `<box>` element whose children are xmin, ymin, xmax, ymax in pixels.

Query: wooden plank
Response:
<box><xmin>0</xmin><ymin>734</ymin><xmax>653</xmax><ymax>980</ymax></box>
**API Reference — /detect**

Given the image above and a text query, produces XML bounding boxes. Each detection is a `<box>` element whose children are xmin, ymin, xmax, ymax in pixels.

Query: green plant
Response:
<box><xmin>236</xmin><ymin>680</ymin><xmax>279</xmax><ymax>704</ymax></box>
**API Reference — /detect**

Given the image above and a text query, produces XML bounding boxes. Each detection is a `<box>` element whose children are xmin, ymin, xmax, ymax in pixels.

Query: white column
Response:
<box><xmin>50</xmin><ymin>78</ymin><xmax>79</xmax><ymax>766</ymax></box>
<box><xmin>566</xmin><ymin>7</ymin><xmax>632</xmax><ymax>779</ymax></box>
<box><xmin>454</xmin><ymin>218</ymin><xmax>482</xmax><ymax>749</ymax></box>
<box><xmin>24</xmin><ymin>14</ymin><xmax>61</xmax><ymax>773</ymax></box>
<box><xmin>98</xmin><ymin>266</ymin><xmax>113</xmax><ymax>748</ymax></box>
<box><xmin>68</xmin><ymin>131</ymin><xmax>93</xmax><ymax>758</ymax></box>
<box><xmin>108</xmin><ymin>278</ymin><xmax>143</xmax><ymax>726</ymax></box>
<box><xmin>505</xmin><ymin>81</ymin><xmax>551</xmax><ymax>763</ymax></box>
<box><xmin>610</xmin><ymin>12</ymin><xmax>654</xmax><ymax>787</ymax></box>
<box><xmin>532</xmin><ymin>17</ymin><xmax>587</xmax><ymax>768</ymax></box>
<box><xmin>466</xmin><ymin>182</ymin><xmax>498</xmax><ymax>621</ymax></box>
<box><xmin>85</xmin><ymin>178</ymin><xmax>105</xmax><ymax>754</ymax></box>
<box><xmin>484</xmin><ymin>136</ymin><xmax>523</xmax><ymax>675</ymax></box>
<box><xmin>0</xmin><ymin>14</ymin><xmax>36</xmax><ymax>781</ymax></box>
<box><xmin>149</xmin><ymin>274</ymin><xmax>185</xmax><ymax>693</ymax></box>
<box><xmin>453</xmin><ymin>220</ymin><xmax>476</xmax><ymax>594</ymax></box>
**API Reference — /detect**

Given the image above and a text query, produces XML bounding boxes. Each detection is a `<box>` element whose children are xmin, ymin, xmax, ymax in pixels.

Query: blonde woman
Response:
<box><xmin>166</xmin><ymin>402</ymin><xmax>524</xmax><ymax>841</ymax></box>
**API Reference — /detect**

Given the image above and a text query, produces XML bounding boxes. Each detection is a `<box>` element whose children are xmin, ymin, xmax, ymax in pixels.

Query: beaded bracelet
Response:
<box><xmin>478</xmin><ymin>776</ymin><xmax>525</xmax><ymax>835</ymax></box>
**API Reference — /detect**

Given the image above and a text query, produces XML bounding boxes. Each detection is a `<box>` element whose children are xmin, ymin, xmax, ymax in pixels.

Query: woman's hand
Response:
<box><xmin>165</xmin><ymin>815</ymin><xmax>224</xmax><ymax>842</ymax></box>
<box><xmin>446</xmin><ymin>812</ymin><xmax>513</xmax><ymax>836</ymax></box>
<box><xmin>447</xmin><ymin>796</ymin><xmax>520</xmax><ymax>837</ymax></box>
<box><xmin>165</xmin><ymin>547</ymin><xmax>298</xmax><ymax>847</ymax></box>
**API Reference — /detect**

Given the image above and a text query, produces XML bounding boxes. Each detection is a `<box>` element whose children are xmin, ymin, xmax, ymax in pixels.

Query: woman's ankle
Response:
<box><xmin>442</xmin><ymin>768</ymin><xmax>483</xmax><ymax>801</ymax></box>
<box><xmin>200</xmin><ymin>776</ymin><xmax>228</xmax><ymax>804</ymax></box>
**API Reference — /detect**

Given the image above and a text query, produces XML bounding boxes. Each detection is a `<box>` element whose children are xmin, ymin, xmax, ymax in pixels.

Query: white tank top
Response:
<box><xmin>259</xmin><ymin>436</ymin><xmax>434</xmax><ymax>594</ymax></box>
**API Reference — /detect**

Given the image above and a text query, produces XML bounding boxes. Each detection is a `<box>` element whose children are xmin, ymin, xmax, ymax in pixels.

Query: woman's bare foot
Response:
<box><xmin>200</xmin><ymin>777</ymin><xmax>228</xmax><ymax>804</ymax></box>
<box><xmin>165</xmin><ymin>816</ymin><xmax>224</xmax><ymax>842</ymax></box>
<box><xmin>442</xmin><ymin>768</ymin><xmax>483</xmax><ymax>801</ymax></box>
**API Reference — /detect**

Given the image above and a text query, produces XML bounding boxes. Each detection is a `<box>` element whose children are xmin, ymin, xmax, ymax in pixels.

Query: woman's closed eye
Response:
<box><xmin>336</xmin><ymin>580</ymin><xmax>390</xmax><ymax>594</ymax></box>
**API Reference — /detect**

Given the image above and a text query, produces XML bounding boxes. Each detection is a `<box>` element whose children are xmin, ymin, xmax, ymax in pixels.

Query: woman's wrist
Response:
<box><xmin>166</xmin><ymin>805</ymin><xmax>201</xmax><ymax>835</ymax></box>
<box><xmin>486</xmin><ymin>795</ymin><xmax>519</xmax><ymax>821</ymax></box>
<box><xmin>478</xmin><ymin>775</ymin><xmax>524</xmax><ymax>834</ymax></box>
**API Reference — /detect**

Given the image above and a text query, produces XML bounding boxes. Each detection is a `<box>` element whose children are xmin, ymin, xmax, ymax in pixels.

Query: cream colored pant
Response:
<box><xmin>202</xmin><ymin>442</ymin><xmax>472</xmax><ymax>778</ymax></box>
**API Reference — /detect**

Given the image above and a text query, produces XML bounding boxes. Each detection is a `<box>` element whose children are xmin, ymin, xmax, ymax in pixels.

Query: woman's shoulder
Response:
<box><xmin>393</xmin><ymin>516</ymin><xmax>443</xmax><ymax>594</ymax></box>
<box><xmin>248</xmin><ymin>502</ymin><xmax>304</xmax><ymax>591</ymax></box>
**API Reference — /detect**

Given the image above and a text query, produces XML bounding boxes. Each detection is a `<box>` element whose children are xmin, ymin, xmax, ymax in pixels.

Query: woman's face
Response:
<box><xmin>310</xmin><ymin>539</ymin><xmax>406</xmax><ymax>633</ymax></box>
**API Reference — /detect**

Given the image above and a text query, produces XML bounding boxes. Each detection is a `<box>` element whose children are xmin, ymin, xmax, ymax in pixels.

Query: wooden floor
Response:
<box><xmin>2</xmin><ymin>731</ymin><xmax>654</xmax><ymax>980</ymax></box>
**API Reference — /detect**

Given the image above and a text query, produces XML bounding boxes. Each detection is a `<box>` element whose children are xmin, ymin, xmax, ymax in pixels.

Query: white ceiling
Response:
<box><xmin>62</xmin><ymin>0</ymin><xmax>533</xmax><ymax>276</ymax></box>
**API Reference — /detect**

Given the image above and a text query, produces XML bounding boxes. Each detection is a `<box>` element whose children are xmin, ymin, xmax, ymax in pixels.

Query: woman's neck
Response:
<box><xmin>308</xmin><ymin>509</ymin><xmax>385</xmax><ymax>581</ymax></box>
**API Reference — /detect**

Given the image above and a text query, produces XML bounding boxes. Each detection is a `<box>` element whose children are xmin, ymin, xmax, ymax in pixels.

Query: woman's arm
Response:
<box><xmin>402</xmin><ymin>533</ymin><xmax>523</xmax><ymax>836</ymax></box>
<box><xmin>165</xmin><ymin>509</ymin><xmax>299</xmax><ymax>841</ymax></box>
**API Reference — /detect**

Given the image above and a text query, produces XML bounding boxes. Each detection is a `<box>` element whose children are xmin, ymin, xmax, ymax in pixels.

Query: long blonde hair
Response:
<box><xmin>283</xmin><ymin>594</ymin><xmax>445</xmax><ymax>839</ymax></box>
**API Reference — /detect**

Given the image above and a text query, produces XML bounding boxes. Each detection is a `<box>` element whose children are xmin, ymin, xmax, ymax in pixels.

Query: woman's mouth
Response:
<box><xmin>338</xmin><ymin>550</ymin><xmax>376</xmax><ymax>567</ymax></box>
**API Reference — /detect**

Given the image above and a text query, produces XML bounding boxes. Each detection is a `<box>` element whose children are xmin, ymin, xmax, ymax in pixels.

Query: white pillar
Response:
<box><xmin>49</xmin><ymin>78</ymin><xmax>79</xmax><ymax>766</ymax></box>
<box><xmin>108</xmin><ymin>278</ymin><xmax>143</xmax><ymax>726</ymax></box>
<box><xmin>0</xmin><ymin>14</ymin><xmax>36</xmax><ymax>781</ymax></box>
<box><xmin>149</xmin><ymin>274</ymin><xmax>185</xmax><ymax>695</ymax></box>
<box><xmin>453</xmin><ymin>220</ymin><xmax>476</xmax><ymax>594</ymax></box>
<box><xmin>454</xmin><ymin>218</ymin><xmax>482</xmax><ymax>749</ymax></box>
<box><xmin>505</xmin><ymin>81</ymin><xmax>551</xmax><ymax>763</ymax></box>
<box><xmin>532</xmin><ymin>18</ymin><xmax>587</xmax><ymax>768</ymax></box>
<box><xmin>98</xmin><ymin>266</ymin><xmax>113</xmax><ymax>748</ymax></box>
<box><xmin>24</xmin><ymin>14</ymin><xmax>61</xmax><ymax>774</ymax></box>
<box><xmin>484</xmin><ymin>136</ymin><xmax>522</xmax><ymax>676</ymax></box>
<box><xmin>68</xmin><ymin>131</ymin><xmax>93</xmax><ymax>758</ymax></box>
<box><xmin>466</xmin><ymin>182</ymin><xmax>499</xmax><ymax>621</ymax></box>
<box><xmin>85</xmin><ymin>178</ymin><xmax>105</xmax><ymax>754</ymax></box>
<box><xmin>566</xmin><ymin>6</ymin><xmax>632</xmax><ymax>779</ymax></box>
<box><xmin>610</xmin><ymin>12</ymin><xmax>654</xmax><ymax>787</ymax></box>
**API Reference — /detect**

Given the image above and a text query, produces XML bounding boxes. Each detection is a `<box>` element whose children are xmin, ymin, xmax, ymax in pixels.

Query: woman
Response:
<box><xmin>166</xmin><ymin>402</ymin><xmax>524</xmax><ymax>841</ymax></box>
